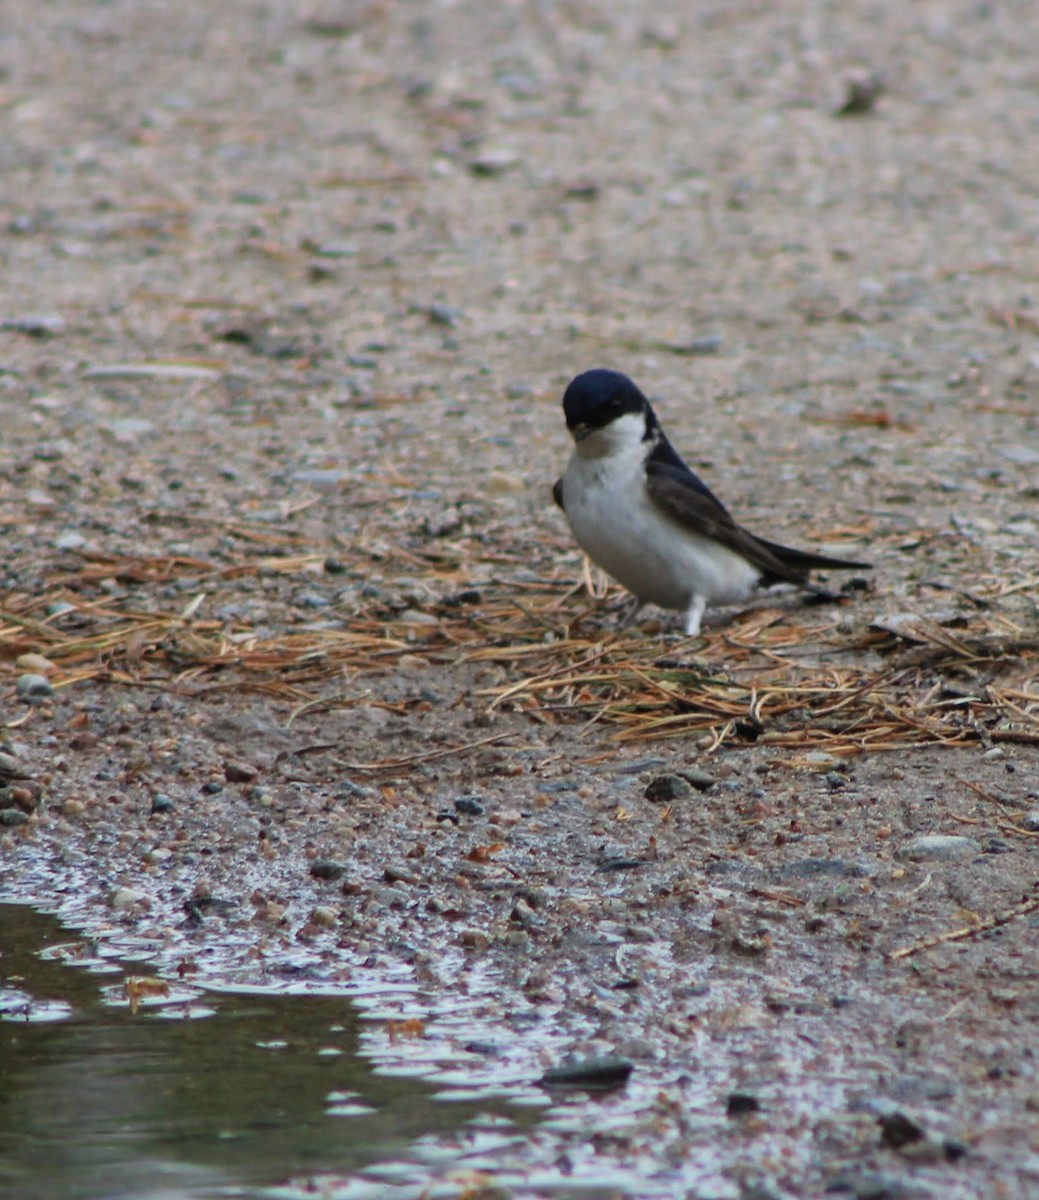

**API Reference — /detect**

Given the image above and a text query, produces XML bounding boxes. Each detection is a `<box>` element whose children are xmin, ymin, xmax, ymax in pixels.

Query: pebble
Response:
<box><xmin>383</xmin><ymin>863</ymin><xmax>418</xmax><ymax>885</ymax></box>
<box><xmin>454</xmin><ymin>796</ymin><xmax>485</xmax><ymax>816</ymax></box>
<box><xmin>310</xmin><ymin>859</ymin><xmax>348</xmax><ymax>881</ymax></box>
<box><xmin>896</xmin><ymin>835</ymin><xmax>981</xmax><ymax>863</ymax></box>
<box><xmin>726</xmin><ymin>1091</ymin><xmax>761</xmax><ymax>1116</ymax></box>
<box><xmin>644</xmin><ymin>774</ymin><xmax>694</xmax><ymax>803</ymax></box>
<box><xmin>62</xmin><ymin>798</ymin><xmax>86</xmax><ymax>817</ymax></box>
<box><xmin>0</xmin><ymin>752</ymin><xmax>28</xmax><ymax>778</ymax></box>
<box><xmin>15</xmin><ymin>674</ymin><xmax>53</xmax><ymax>703</ymax></box>
<box><xmin>110</xmin><ymin>886</ymin><xmax>148</xmax><ymax>911</ymax></box>
<box><xmin>0</xmin><ymin>785</ymin><xmax>40</xmax><ymax>813</ymax></box>
<box><xmin>0</xmin><ymin>809</ymin><xmax>28</xmax><ymax>826</ymax></box>
<box><xmin>14</xmin><ymin>653</ymin><xmax>55</xmax><ymax>674</ymax></box>
<box><xmin>427</xmin><ymin>303</ymin><xmax>461</xmax><ymax>327</ymax></box>
<box><xmin>781</xmin><ymin>857</ymin><xmax>870</xmax><ymax>879</ymax></box>
<box><xmin>469</xmin><ymin>147</ymin><xmax>521</xmax><ymax>176</ymax></box>
<box><xmin>309</xmin><ymin>906</ymin><xmax>338</xmax><ymax>928</ymax></box>
<box><xmin>878</xmin><ymin>1109</ymin><xmax>925</xmax><ymax>1150</ymax></box>
<box><xmin>458</xmin><ymin>929</ymin><xmax>490</xmax><ymax>951</ymax></box>
<box><xmin>224</xmin><ymin>760</ymin><xmax>258</xmax><ymax>783</ymax></box>
<box><xmin>677</xmin><ymin>767</ymin><xmax>717</xmax><ymax>791</ymax></box>
<box><xmin>2</xmin><ymin>313</ymin><xmax>66</xmax><ymax>336</ymax></box>
<box><xmin>826</xmin><ymin>1169</ymin><xmax>928</xmax><ymax>1199</ymax></box>
<box><xmin>54</xmin><ymin>531</ymin><xmax>87</xmax><ymax>551</ymax></box>
<box><xmin>1021</xmin><ymin>811</ymin><xmax>1039</xmax><ymax>832</ymax></box>
<box><xmin>540</xmin><ymin>1055</ymin><xmax>634</xmax><ymax>1091</ymax></box>
<box><xmin>150</xmin><ymin>794</ymin><xmax>175</xmax><ymax>814</ymax></box>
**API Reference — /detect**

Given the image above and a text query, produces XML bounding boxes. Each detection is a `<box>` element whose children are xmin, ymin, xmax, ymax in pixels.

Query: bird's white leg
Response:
<box><xmin>618</xmin><ymin>595</ymin><xmax>644</xmax><ymax>629</ymax></box>
<box><xmin>683</xmin><ymin>595</ymin><xmax>706</xmax><ymax>637</ymax></box>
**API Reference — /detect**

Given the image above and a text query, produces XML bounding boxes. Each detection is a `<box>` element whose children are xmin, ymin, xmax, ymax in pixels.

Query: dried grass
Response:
<box><xmin>2</xmin><ymin>551</ymin><xmax>1037</xmax><ymax>762</ymax></box>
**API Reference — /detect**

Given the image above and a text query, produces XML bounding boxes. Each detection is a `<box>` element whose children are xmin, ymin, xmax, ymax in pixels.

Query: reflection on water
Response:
<box><xmin>0</xmin><ymin>904</ymin><xmax>517</xmax><ymax>1200</ymax></box>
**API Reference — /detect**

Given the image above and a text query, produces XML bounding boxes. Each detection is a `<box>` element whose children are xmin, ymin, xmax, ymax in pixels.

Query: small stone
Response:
<box><xmin>981</xmin><ymin>746</ymin><xmax>1005</xmax><ymax>761</ymax></box>
<box><xmin>310</xmin><ymin>859</ymin><xmax>348</xmax><ymax>881</ymax></box>
<box><xmin>510</xmin><ymin>897</ymin><xmax>540</xmax><ymax>929</ymax></box>
<box><xmin>0</xmin><ymin>809</ymin><xmax>28</xmax><ymax>826</ymax></box>
<box><xmin>2</xmin><ymin>313</ymin><xmax>66</xmax><ymax>337</ymax></box>
<box><xmin>878</xmin><ymin>1110</ymin><xmax>926</xmax><ymax>1150</ymax></box>
<box><xmin>0</xmin><ymin>752</ymin><xmax>29</xmax><ymax>778</ymax></box>
<box><xmin>201</xmin><ymin>781</ymin><xmax>223</xmax><ymax>795</ymax></box>
<box><xmin>383</xmin><ymin>863</ymin><xmax>418</xmax><ymax>885</ymax></box>
<box><xmin>897</xmin><ymin>835</ymin><xmax>981</xmax><ymax>863</ymax></box>
<box><xmin>150</xmin><ymin>794</ymin><xmax>175</xmax><ymax>815</ymax></box>
<box><xmin>726</xmin><ymin>1091</ymin><xmax>761</xmax><ymax>1116</ymax></box>
<box><xmin>470</xmin><ymin>148</ymin><xmax>520</xmax><ymax>177</ymax></box>
<box><xmin>14</xmin><ymin>653</ymin><xmax>55</xmax><ymax>674</ymax></box>
<box><xmin>676</xmin><ymin>767</ymin><xmax>717</xmax><ymax>791</ymax></box>
<box><xmin>458</xmin><ymin>928</ymin><xmax>490</xmax><ymax>950</ymax></box>
<box><xmin>62</xmin><ymin>798</ymin><xmax>86</xmax><ymax>817</ymax></box>
<box><xmin>781</xmin><ymin>857</ymin><xmax>869</xmax><ymax>879</ymax></box>
<box><xmin>484</xmin><ymin>471</ymin><xmax>525</xmax><ymax>496</ymax></box>
<box><xmin>110</xmin><ymin>886</ymin><xmax>148</xmax><ymax>911</ymax></box>
<box><xmin>540</xmin><ymin>1055</ymin><xmax>634</xmax><ymax>1091</ymax></box>
<box><xmin>644</xmin><ymin>774</ymin><xmax>695</xmax><ymax>803</ymax></box>
<box><xmin>15</xmin><ymin>674</ymin><xmax>53</xmax><ymax>703</ymax></box>
<box><xmin>1020</xmin><ymin>811</ymin><xmax>1039</xmax><ymax>833</ymax></box>
<box><xmin>427</xmin><ymin>303</ymin><xmax>461</xmax><ymax>327</ymax></box>
<box><xmin>454</xmin><ymin>796</ymin><xmax>485</xmax><ymax>816</ymax></box>
<box><xmin>310</xmin><ymin>905</ymin><xmax>338</xmax><ymax>928</ymax></box>
<box><xmin>224</xmin><ymin>760</ymin><xmax>258</xmax><ymax>783</ymax></box>
<box><xmin>4</xmin><ymin>785</ymin><xmax>40</xmax><ymax>813</ymax></box>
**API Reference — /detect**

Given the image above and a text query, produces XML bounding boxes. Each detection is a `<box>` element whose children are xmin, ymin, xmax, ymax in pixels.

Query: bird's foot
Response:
<box><xmin>682</xmin><ymin>595</ymin><xmax>706</xmax><ymax>637</ymax></box>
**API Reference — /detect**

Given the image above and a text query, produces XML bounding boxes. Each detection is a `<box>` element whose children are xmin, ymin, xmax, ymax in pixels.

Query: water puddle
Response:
<box><xmin>0</xmin><ymin>903</ymin><xmax>533</xmax><ymax>1200</ymax></box>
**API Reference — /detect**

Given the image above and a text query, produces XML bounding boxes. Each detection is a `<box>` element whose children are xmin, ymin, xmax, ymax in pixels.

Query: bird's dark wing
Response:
<box><xmin>644</xmin><ymin>460</ymin><xmax>802</xmax><ymax>583</ymax></box>
<box><xmin>645</xmin><ymin>434</ymin><xmax>732</xmax><ymax>513</ymax></box>
<box><xmin>645</xmin><ymin>461</ymin><xmax>871</xmax><ymax>587</ymax></box>
<box><xmin>552</xmin><ymin>478</ymin><xmax>565</xmax><ymax>510</ymax></box>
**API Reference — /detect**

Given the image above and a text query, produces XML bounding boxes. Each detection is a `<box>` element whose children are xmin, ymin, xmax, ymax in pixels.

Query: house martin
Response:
<box><xmin>553</xmin><ymin>368</ymin><xmax>870</xmax><ymax>635</ymax></box>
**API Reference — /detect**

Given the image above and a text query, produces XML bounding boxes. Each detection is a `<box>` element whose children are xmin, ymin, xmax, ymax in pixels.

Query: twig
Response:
<box><xmin>334</xmin><ymin>731</ymin><xmax>514</xmax><ymax>773</ymax></box>
<box><xmin>888</xmin><ymin>891</ymin><xmax>1039</xmax><ymax>960</ymax></box>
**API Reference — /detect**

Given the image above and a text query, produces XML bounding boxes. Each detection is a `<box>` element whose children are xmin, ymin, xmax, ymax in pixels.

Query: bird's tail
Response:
<box><xmin>752</xmin><ymin>534</ymin><xmax>871</xmax><ymax>575</ymax></box>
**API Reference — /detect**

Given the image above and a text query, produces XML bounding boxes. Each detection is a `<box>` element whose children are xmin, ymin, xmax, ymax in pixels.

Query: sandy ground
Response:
<box><xmin>2</xmin><ymin>1</ymin><xmax>1039</xmax><ymax>1196</ymax></box>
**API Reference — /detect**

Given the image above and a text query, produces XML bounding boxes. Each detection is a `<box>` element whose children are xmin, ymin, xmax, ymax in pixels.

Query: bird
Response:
<box><xmin>553</xmin><ymin>368</ymin><xmax>870</xmax><ymax>636</ymax></box>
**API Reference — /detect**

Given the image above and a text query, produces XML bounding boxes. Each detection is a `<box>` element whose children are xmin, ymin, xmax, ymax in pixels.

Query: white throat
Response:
<box><xmin>574</xmin><ymin>411</ymin><xmax>648</xmax><ymax>460</ymax></box>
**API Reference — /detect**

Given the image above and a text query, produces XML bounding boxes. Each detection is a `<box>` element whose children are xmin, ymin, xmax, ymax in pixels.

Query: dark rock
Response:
<box><xmin>0</xmin><ymin>809</ymin><xmax>29</xmax><ymax>826</ymax></box>
<box><xmin>645</xmin><ymin>774</ymin><xmax>694</xmax><ymax>803</ymax></box>
<box><xmin>597</xmin><ymin>858</ymin><xmax>645</xmax><ymax>872</ymax></box>
<box><xmin>540</xmin><ymin>1055</ymin><xmax>633</xmax><ymax>1091</ymax></box>
<box><xmin>454</xmin><ymin>796</ymin><xmax>485</xmax><ymax>816</ymax></box>
<box><xmin>150</xmin><ymin>794</ymin><xmax>175</xmax><ymax>814</ymax></box>
<box><xmin>878</xmin><ymin>1110</ymin><xmax>926</xmax><ymax>1150</ymax></box>
<box><xmin>726</xmin><ymin>1091</ymin><xmax>761</xmax><ymax>1116</ymax></box>
<box><xmin>224</xmin><ymin>760</ymin><xmax>258</xmax><ymax>783</ymax></box>
<box><xmin>677</xmin><ymin>767</ymin><xmax>717</xmax><ymax>791</ymax></box>
<box><xmin>310</xmin><ymin>859</ymin><xmax>348</xmax><ymax>881</ymax></box>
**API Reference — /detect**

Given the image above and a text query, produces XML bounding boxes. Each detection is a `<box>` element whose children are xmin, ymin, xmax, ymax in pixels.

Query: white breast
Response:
<box><xmin>559</xmin><ymin>418</ymin><xmax>760</xmax><ymax>612</ymax></box>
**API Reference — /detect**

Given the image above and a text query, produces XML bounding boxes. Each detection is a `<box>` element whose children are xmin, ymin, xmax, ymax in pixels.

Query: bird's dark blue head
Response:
<box><xmin>561</xmin><ymin>369</ymin><xmax>655</xmax><ymax>442</ymax></box>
